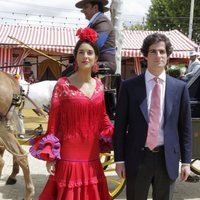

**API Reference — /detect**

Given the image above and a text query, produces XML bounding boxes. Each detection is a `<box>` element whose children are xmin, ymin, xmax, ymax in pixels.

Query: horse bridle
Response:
<box><xmin>0</xmin><ymin>92</ymin><xmax>24</xmax><ymax>121</ymax></box>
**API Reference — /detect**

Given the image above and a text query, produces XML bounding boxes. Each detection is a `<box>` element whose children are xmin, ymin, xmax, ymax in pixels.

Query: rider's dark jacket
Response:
<box><xmin>88</xmin><ymin>12</ymin><xmax>116</xmax><ymax>74</ymax></box>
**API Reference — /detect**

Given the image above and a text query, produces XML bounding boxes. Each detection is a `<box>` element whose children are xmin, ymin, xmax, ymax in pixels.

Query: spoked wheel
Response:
<box><xmin>190</xmin><ymin>159</ymin><xmax>200</xmax><ymax>175</ymax></box>
<box><xmin>100</xmin><ymin>152</ymin><xmax>125</xmax><ymax>199</ymax></box>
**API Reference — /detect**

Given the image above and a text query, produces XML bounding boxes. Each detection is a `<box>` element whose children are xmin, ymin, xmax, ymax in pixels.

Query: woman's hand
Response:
<box><xmin>46</xmin><ymin>161</ymin><xmax>56</xmax><ymax>176</ymax></box>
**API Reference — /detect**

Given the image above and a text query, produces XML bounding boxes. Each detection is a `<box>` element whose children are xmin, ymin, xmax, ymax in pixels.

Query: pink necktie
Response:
<box><xmin>146</xmin><ymin>77</ymin><xmax>161</xmax><ymax>150</ymax></box>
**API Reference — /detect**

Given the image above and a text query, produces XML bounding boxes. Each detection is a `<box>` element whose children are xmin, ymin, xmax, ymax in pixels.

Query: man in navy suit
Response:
<box><xmin>114</xmin><ymin>33</ymin><xmax>192</xmax><ymax>200</ymax></box>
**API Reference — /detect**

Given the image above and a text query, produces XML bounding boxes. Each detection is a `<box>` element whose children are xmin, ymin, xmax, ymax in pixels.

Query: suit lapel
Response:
<box><xmin>164</xmin><ymin>76</ymin><xmax>176</xmax><ymax>124</ymax></box>
<box><xmin>135</xmin><ymin>74</ymin><xmax>148</xmax><ymax>123</ymax></box>
<box><xmin>140</xmin><ymin>97</ymin><xmax>148</xmax><ymax>123</ymax></box>
<box><xmin>134</xmin><ymin>74</ymin><xmax>177</xmax><ymax>124</ymax></box>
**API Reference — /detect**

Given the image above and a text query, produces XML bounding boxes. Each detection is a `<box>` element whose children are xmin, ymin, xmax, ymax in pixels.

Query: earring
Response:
<box><xmin>92</xmin><ymin>62</ymin><xmax>99</xmax><ymax>73</ymax></box>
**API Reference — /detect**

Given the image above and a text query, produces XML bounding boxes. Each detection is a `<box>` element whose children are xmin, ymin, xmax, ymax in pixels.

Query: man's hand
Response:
<box><xmin>180</xmin><ymin>165</ymin><xmax>191</xmax><ymax>181</ymax></box>
<box><xmin>115</xmin><ymin>163</ymin><xmax>126</xmax><ymax>179</ymax></box>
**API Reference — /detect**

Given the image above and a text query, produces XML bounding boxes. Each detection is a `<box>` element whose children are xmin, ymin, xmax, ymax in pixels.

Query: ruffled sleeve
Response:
<box><xmin>29</xmin><ymin>134</ymin><xmax>61</xmax><ymax>161</ymax></box>
<box><xmin>29</xmin><ymin>79</ymin><xmax>63</xmax><ymax>161</ymax></box>
<box><xmin>99</xmin><ymin>96</ymin><xmax>114</xmax><ymax>153</ymax></box>
<box><xmin>46</xmin><ymin>80</ymin><xmax>62</xmax><ymax>136</ymax></box>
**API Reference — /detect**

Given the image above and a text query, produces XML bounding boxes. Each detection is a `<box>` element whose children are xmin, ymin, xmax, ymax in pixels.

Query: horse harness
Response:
<box><xmin>0</xmin><ymin>88</ymin><xmax>25</xmax><ymax>121</ymax></box>
<box><xmin>13</xmin><ymin>87</ymin><xmax>26</xmax><ymax>110</ymax></box>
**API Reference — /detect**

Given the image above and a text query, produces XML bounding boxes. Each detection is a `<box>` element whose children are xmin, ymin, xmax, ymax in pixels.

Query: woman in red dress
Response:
<box><xmin>29</xmin><ymin>27</ymin><xmax>113</xmax><ymax>200</ymax></box>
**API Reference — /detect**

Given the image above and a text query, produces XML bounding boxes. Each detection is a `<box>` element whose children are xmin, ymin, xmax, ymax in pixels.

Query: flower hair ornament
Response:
<box><xmin>76</xmin><ymin>27</ymin><xmax>98</xmax><ymax>43</ymax></box>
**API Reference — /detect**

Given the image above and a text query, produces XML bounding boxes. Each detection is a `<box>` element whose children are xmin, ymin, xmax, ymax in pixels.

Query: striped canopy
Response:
<box><xmin>122</xmin><ymin>30</ymin><xmax>198</xmax><ymax>58</ymax></box>
<box><xmin>0</xmin><ymin>24</ymin><xmax>198</xmax><ymax>58</ymax></box>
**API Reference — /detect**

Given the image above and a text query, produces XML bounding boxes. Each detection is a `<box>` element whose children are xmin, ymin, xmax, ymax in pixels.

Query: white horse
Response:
<box><xmin>15</xmin><ymin>80</ymin><xmax>57</xmax><ymax>136</ymax></box>
<box><xmin>20</xmin><ymin>80</ymin><xmax>57</xmax><ymax>109</ymax></box>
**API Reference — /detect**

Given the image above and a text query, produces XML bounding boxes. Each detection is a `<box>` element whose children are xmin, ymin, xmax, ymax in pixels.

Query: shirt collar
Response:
<box><xmin>145</xmin><ymin>69</ymin><xmax>166</xmax><ymax>83</ymax></box>
<box><xmin>89</xmin><ymin>12</ymin><xmax>102</xmax><ymax>25</ymax></box>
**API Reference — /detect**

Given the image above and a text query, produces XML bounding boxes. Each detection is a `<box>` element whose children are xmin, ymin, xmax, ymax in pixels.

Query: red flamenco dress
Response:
<box><xmin>29</xmin><ymin>77</ymin><xmax>113</xmax><ymax>200</ymax></box>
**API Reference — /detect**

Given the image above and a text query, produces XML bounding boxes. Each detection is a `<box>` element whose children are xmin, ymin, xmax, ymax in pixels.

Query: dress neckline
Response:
<box><xmin>65</xmin><ymin>77</ymin><xmax>98</xmax><ymax>99</ymax></box>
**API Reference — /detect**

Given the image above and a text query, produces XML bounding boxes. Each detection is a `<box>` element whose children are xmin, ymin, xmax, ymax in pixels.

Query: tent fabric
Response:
<box><xmin>0</xmin><ymin>48</ymin><xmax>13</xmax><ymax>70</ymax></box>
<box><xmin>0</xmin><ymin>24</ymin><xmax>198</xmax><ymax>58</ymax></box>
<box><xmin>0</xmin><ymin>47</ymin><xmax>30</xmax><ymax>75</ymax></box>
<box><xmin>0</xmin><ymin>25</ymin><xmax>77</xmax><ymax>54</ymax></box>
<box><xmin>122</xmin><ymin>29</ymin><xmax>198</xmax><ymax>58</ymax></box>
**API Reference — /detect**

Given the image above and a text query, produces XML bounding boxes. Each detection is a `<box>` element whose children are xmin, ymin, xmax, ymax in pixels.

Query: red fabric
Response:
<box><xmin>76</xmin><ymin>27</ymin><xmax>98</xmax><ymax>43</ymax></box>
<box><xmin>29</xmin><ymin>134</ymin><xmax>61</xmax><ymax>161</ymax></box>
<box><xmin>39</xmin><ymin>77</ymin><xmax>112</xmax><ymax>200</ymax></box>
<box><xmin>39</xmin><ymin>143</ymin><xmax>55</xmax><ymax>161</ymax></box>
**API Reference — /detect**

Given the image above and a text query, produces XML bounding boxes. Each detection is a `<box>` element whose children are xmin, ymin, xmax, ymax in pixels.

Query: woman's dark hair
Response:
<box><xmin>141</xmin><ymin>33</ymin><xmax>173</xmax><ymax>57</ymax></box>
<box><xmin>73</xmin><ymin>40</ymin><xmax>100</xmax><ymax>75</ymax></box>
<box><xmin>74</xmin><ymin>39</ymin><xmax>100</xmax><ymax>58</ymax></box>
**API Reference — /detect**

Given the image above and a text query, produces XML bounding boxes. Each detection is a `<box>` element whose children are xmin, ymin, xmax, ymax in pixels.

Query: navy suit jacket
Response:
<box><xmin>114</xmin><ymin>73</ymin><xmax>192</xmax><ymax>181</ymax></box>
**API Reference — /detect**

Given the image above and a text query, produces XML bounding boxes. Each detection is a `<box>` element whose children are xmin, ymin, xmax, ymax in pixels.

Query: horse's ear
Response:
<box><xmin>14</xmin><ymin>74</ymin><xmax>21</xmax><ymax>80</ymax></box>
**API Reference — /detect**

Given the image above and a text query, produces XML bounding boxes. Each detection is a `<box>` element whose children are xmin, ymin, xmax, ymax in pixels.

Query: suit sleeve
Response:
<box><xmin>178</xmin><ymin>83</ymin><xmax>192</xmax><ymax>164</ymax></box>
<box><xmin>114</xmin><ymin>81</ymin><xmax>129</xmax><ymax>162</ymax></box>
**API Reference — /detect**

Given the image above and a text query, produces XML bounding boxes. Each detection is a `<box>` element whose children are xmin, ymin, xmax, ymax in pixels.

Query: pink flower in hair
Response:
<box><xmin>76</xmin><ymin>27</ymin><xmax>98</xmax><ymax>43</ymax></box>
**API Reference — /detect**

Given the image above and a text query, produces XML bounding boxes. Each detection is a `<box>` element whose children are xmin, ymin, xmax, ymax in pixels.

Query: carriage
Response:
<box><xmin>186</xmin><ymin>69</ymin><xmax>200</xmax><ymax>176</ymax></box>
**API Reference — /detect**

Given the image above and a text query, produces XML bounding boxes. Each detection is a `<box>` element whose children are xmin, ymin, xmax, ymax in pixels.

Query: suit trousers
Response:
<box><xmin>126</xmin><ymin>147</ymin><xmax>175</xmax><ymax>200</ymax></box>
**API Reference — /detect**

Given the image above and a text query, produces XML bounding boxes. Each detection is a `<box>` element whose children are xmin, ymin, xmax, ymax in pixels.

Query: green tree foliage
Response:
<box><xmin>124</xmin><ymin>23</ymin><xmax>146</xmax><ymax>30</ymax></box>
<box><xmin>146</xmin><ymin>0</ymin><xmax>200</xmax><ymax>43</ymax></box>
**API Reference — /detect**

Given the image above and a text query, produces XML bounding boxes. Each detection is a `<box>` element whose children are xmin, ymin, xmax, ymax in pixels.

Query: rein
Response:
<box><xmin>22</xmin><ymin>82</ymin><xmax>46</xmax><ymax>117</ymax></box>
<box><xmin>24</xmin><ymin>94</ymin><xmax>46</xmax><ymax>117</ymax></box>
<box><xmin>0</xmin><ymin>137</ymin><xmax>28</xmax><ymax>157</ymax></box>
<box><xmin>25</xmin><ymin>83</ymin><xmax>30</xmax><ymax>97</ymax></box>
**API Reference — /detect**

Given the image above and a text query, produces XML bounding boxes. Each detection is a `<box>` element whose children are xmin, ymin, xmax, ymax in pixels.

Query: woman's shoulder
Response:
<box><xmin>95</xmin><ymin>77</ymin><xmax>102</xmax><ymax>83</ymax></box>
<box><xmin>56</xmin><ymin>76</ymin><xmax>68</xmax><ymax>86</ymax></box>
<box><xmin>57</xmin><ymin>76</ymin><xmax>67</xmax><ymax>82</ymax></box>
<box><xmin>95</xmin><ymin>77</ymin><xmax>104</xmax><ymax>87</ymax></box>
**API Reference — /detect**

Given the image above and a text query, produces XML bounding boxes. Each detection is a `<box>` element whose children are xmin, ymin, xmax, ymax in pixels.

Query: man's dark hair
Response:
<box><xmin>141</xmin><ymin>33</ymin><xmax>173</xmax><ymax>57</ymax></box>
<box><xmin>91</xmin><ymin>2</ymin><xmax>104</xmax><ymax>12</ymax></box>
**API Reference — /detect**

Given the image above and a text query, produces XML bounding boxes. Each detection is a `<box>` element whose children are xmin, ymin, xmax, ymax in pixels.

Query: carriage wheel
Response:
<box><xmin>190</xmin><ymin>159</ymin><xmax>200</xmax><ymax>175</ymax></box>
<box><xmin>100</xmin><ymin>152</ymin><xmax>126</xmax><ymax>199</ymax></box>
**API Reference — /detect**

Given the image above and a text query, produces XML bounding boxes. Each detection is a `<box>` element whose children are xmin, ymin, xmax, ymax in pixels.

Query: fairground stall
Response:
<box><xmin>0</xmin><ymin>24</ymin><xmax>198</xmax><ymax>81</ymax></box>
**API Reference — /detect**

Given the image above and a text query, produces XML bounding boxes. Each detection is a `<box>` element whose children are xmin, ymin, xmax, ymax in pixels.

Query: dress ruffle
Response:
<box><xmin>29</xmin><ymin>134</ymin><xmax>61</xmax><ymax>161</ymax></box>
<box><xmin>55</xmin><ymin>159</ymin><xmax>107</xmax><ymax>188</ymax></box>
<box><xmin>39</xmin><ymin>159</ymin><xmax>111</xmax><ymax>200</ymax></box>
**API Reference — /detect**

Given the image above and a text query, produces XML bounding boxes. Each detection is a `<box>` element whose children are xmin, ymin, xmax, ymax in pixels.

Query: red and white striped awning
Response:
<box><xmin>122</xmin><ymin>30</ymin><xmax>198</xmax><ymax>58</ymax></box>
<box><xmin>0</xmin><ymin>25</ymin><xmax>198</xmax><ymax>58</ymax></box>
<box><xmin>0</xmin><ymin>24</ymin><xmax>78</xmax><ymax>54</ymax></box>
